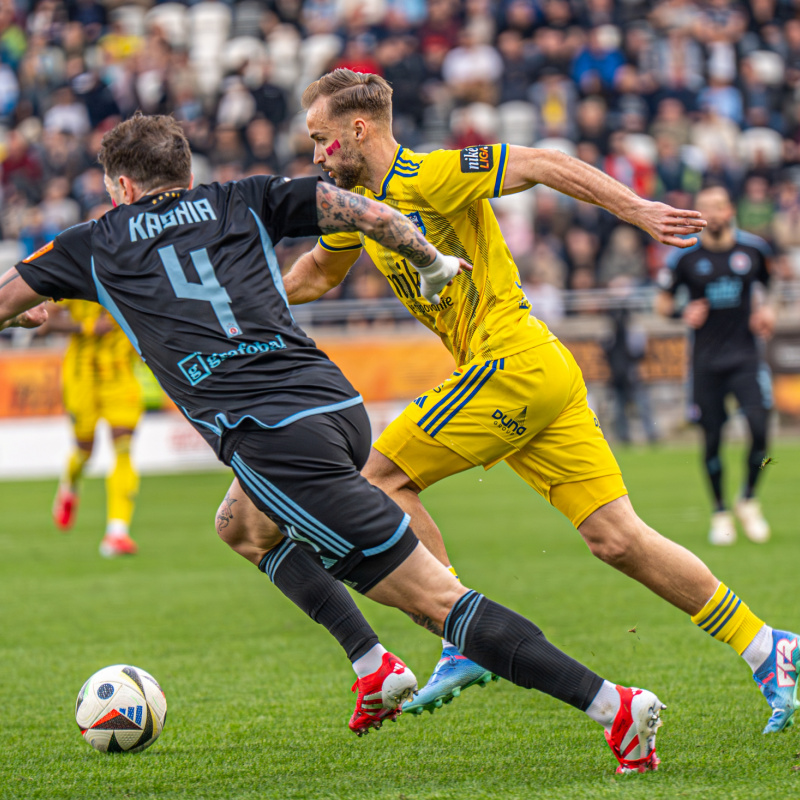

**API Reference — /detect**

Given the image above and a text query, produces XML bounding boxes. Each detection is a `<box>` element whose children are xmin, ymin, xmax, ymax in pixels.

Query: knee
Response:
<box><xmin>214</xmin><ymin>495</ymin><xmax>245</xmax><ymax>548</ymax></box>
<box><xmin>214</xmin><ymin>487</ymin><xmax>285</xmax><ymax>566</ymax></box>
<box><xmin>746</xmin><ymin>415</ymin><xmax>768</xmax><ymax>451</ymax></box>
<box><xmin>580</xmin><ymin>518</ymin><xmax>642</xmax><ymax>568</ymax></box>
<box><xmin>702</xmin><ymin>428</ymin><xmax>722</xmax><ymax>456</ymax></box>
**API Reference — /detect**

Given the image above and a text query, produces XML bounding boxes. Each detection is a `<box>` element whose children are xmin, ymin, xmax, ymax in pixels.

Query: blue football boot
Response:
<box><xmin>753</xmin><ymin>629</ymin><xmax>800</xmax><ymax>733</ymax></box>
<box><xmin>402</xmin><ymin>645</ymin><xmax>498</xmax><ymax>715</ymax></box>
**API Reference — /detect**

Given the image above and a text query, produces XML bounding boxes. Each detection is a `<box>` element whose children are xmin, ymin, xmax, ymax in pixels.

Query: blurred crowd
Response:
<box><xmin>3</xmin><ymin>0</ymin><xmax>800</xmax><ymax>319</ymax></box>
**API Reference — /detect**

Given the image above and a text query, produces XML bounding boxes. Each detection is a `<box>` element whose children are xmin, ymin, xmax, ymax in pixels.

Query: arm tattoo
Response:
<box><xmin>216</xmin><ymin>493</ymin><xmax>238</xmax><ymax>531</ymax></box>
<box><xmin>316</xmin><ymin>183</ymin><xmax>435</xmax><ymax>267</ymax></box>
<box><xmin>406</xmin><ymin>612</ymin><xmax>444</xmax><ymax>638</ymax></box>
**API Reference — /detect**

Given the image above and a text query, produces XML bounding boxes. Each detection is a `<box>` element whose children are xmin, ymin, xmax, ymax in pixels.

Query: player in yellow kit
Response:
<box><xmin>215</xmin><ymin>71</ymin><xmax>799</xmax><ymax>738</ymax></box>
<box><xmin>315</xmin><ymin>144</ymin><xmax>614</xmax><ymax>517</ymax></box>
<box><xmin>46</xmin><ymin>297</ymin><xmax>143</xmax><ymax>557</ymax></box>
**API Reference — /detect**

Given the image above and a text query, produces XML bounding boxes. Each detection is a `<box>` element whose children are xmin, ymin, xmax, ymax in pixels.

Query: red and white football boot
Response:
<box><xmin>604</xmin><ymin>685</ymin><xmax>666</xmax><ymax>774</ymax></box>
<box><xmin>99</xmin><ymin>533</ymin><xmax>138</xmax><ymax>558</ymax></box>
<box><xmin>349</xmin><ymin>652</ymin><xmax>417</xmax><ymax>736</ymax></box>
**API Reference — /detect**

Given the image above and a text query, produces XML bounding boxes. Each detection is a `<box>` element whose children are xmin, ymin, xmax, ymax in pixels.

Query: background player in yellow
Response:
<box><xmin>216</xmin><ymin>70</ymin><xmax>799</xmax><ymax>734</ymax></box>
<box><xmin>44</xmin><ymin>298</ymin><xmax>143</xmax><ymax>557</ymax></box>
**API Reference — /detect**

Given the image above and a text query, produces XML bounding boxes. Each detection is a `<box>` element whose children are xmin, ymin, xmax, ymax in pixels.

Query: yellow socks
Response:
<box><xmin>66</xmin><ymin>447</ymin><xmax>91</xmax><ymax>489</ymax></box>
<box><xmin>106</xmin><ymin>436</ymin><xmax>139</xmax><ymax>533</ymax></box>
<box><xmin>691</xmin><ymin>582</ymin><xmax>765</xmax><ymax>655</ymax></box>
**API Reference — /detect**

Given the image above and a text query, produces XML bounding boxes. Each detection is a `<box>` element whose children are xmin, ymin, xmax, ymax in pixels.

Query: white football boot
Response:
<box><xmin>734</xmin><ymin>498</ymin><xmax>771</xmax><ymax>543</ymax></box>
<box><xmin>709</xmin><ymin>510</ymin><xmax>736</xmax><ymax>546</ymax></box>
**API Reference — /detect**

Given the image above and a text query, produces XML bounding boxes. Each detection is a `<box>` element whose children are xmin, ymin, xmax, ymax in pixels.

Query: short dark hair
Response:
<box><xmin>697</xmin><ymin>183</ymin><xmax>733</xmax><ymax>205</ymax></box>
<box><xmin>98</xmin><ymin>112</ymin><xmax>192</xmax><ymax>191</ymax></box>
<box><xmin>301</xmin><ymin>69</ymin><xmax>393</xmax><ymax>125</ymax></box>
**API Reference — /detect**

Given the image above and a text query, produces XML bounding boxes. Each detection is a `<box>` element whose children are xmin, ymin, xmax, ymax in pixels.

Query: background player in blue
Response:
<box><xmin>657</xmin><ymin>186</ymin><xmax>776</xmax><ymax>545</ymax></box>
<box><xmin>0</xmin><ymin>113</ymin><xmax>671</xmax><ymax>774</ymax></box>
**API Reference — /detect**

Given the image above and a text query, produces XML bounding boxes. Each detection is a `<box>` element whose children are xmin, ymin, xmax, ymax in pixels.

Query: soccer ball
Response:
<box><xmin>75</xmin><ymin>664</ymin><xmax>167</xmax><ymax>753</ymax></box>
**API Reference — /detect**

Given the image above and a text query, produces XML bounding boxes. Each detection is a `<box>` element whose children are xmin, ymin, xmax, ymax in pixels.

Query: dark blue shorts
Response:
<box><xmin>220</xmin><ymin>403</ymin><xmax>418</xmax><ymax>593</ymax></box>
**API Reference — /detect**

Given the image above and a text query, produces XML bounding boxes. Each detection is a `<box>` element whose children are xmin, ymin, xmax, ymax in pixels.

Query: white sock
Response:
<box><xmin>742</xmin><ymin>624</ymin><xmax>773</xmax><ymax>672</ymax></box>
<box><xmin>441</xmin><ymin>639</ymin><xmax>456</xmax><ymax>650</ymax></box>
<box><xmin>585</xmin><ymin>680</ymin><xmax>621</xmax><ymax>727</ymax></box>
<box><xmin>352</xmin><ymin>643</ymin><xmax>387</xmax><ymax>678</ymax></box>
<box><xmin>105</xmin><ymin>520</ymin><xmax>129</xmax><ymax>540</ymax></box>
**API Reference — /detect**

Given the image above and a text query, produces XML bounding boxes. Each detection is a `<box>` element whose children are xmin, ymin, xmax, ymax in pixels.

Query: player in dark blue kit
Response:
<box><xmin>657</xmin><ymin>186</ymin><xmax>776</xmax><ymax>545</ymax></box>
<box><xmin>0</xmin><ymin>113</ymin><xmax>677</xmax><ymax>773</ymax></box>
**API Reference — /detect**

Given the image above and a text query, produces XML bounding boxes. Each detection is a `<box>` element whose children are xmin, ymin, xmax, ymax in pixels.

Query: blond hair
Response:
<box><xmin>302</xmin><ymin>70</ymin><xmax>393</xmax><ymax>125</ymax></box>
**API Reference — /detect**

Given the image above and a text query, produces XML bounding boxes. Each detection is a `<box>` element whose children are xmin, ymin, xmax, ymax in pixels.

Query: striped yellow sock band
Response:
<box><xmin>691</xmin><ymin>583</ymin><xmax>764</xmax><ymax>655</ymax></box>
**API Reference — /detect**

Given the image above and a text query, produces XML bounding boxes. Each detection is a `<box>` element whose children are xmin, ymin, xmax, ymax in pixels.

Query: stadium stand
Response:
<box><xmin>6</xmin><ymin>0</ymin><xmax>800</xmax><ymax>450</ymax></box>
<box><xmin>1</xmin><ymin>0</ymin><xmax>799</xmax><ymax>296</ymax></box>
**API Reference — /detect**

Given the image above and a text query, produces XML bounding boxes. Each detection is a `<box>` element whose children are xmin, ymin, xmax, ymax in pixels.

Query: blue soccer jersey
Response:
<box><xmin>16</xmin><ymin>176</ymin><xmax>361</xmax><ymax>446</ymax></box>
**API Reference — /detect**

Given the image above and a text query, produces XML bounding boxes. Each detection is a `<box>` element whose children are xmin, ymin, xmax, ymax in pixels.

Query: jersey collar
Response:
<box><xmin>374</xmin><ymin>145</ymin><xmax>414</xmax><ymax>201</ymax></box>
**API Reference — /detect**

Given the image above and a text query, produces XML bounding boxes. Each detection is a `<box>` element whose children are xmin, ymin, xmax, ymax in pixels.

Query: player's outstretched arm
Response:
<box><xmin>503</xmin><ymin>146</ymin><xmax>707</xmax><ymax>248</ymax></box>
<box><xmin>0</xmin><ymin>268</ymin><xmax>49</xmax><ymax>330</ymax></box>
<box><xmin>316</xmin><ymin>182</ymin><xmax>470</xmax><ymax>302</ymax></box>
<box><xmin>282</xmin><ymin>246</ymin><xmax>360</xmax><ymax>305</ymax></box>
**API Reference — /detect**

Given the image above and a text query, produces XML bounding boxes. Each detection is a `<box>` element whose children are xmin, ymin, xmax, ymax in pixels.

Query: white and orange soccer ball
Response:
<box><xmin>75</xmin><ymin>664</ymin><xmax>167</xmax><ymax>753</ymax></box>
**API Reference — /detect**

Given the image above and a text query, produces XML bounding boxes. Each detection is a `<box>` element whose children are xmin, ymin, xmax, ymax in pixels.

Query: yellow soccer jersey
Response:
<box><xmin>62</xmin><ymin>299</ymin><xmax>138</xmax><ymax>384</ymax></box>
<box><xmin>319</xmin><ymin>144</ymin><xmax>554</xmax><ymax>366</ymax></box>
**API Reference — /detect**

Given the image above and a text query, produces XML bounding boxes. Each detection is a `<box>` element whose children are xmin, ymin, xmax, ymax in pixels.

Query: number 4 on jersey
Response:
<box><xmin>158</xmin><ymin>245</ymin><xmax>241</xmax><ymax>337</ymax></box>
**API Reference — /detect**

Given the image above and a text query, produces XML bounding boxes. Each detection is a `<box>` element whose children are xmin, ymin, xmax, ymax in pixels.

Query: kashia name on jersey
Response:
<box><xmin>129</xmin><ymin>199</ymin><xmax>218</xmax><ymax>243</ymax></box>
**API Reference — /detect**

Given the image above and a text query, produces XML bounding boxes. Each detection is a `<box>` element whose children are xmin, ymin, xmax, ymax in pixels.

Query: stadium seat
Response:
<box><xmin>232</xmin><ymin>0</ymin><xmax>265</xmax><ymax>39</ymax></box>
<box><xmin>297</xmin><ymin>33</ymin><xmax>342</xmax><ymax>92</ymax></box>
<box><xmin>0</xmin><ymin>240</ymin><xmax>24</xmax><ymax>273</ymax></box>
<box><xmin>739</xmin><ymin>127</ymin><xmax>783</xmax><ymax>168</ymax></box>
<box><xmin>111</xmin><ymin>5</ymin><xmax>146</xmax><ymax>39</ymax></box>
<box><xmin>338</xmin><ymin>0</ymin><xmax>387</xmax><ymax>27</ymax></box>
<box><xmin>450</xmin><ymin>103</ymin><xmax>499</xmax><ymax>143</ymax></box>
<box><xmin>624</xmin><ymin>133</ymin><xmax>658</xmax><ymax>166</ymax></box>
<box><xmin>144</xmin><ymin>4</ymin><xmax>188</xmax><ymax>49</ymax></box>
<box><xmin>498</xmin><ymin>101</ymin><xmax>538</xmax><ymax>147</ymax></box>
<box><xmin>190</xmin><ymin>153</ymin><xmax>212</xmax><ymax>188</ymax></box>
<box><xmin>747</xmin><ymin>50</ymin><xmax>785</xmax><ymax>86</ymax></box>
<box><xmin>189</xmin><ymin>2</ymin><xmax>232</xmax><ymax>69</ymax></box>
<box><xmin>223</xmin><ymin>37</ymin><xmax>267</xmax><ymax>75</ymax></box>
<box><xmin>194</xmin><ymin>63</ymin><xmax>225</xmax><ymax>101</ymax></box>
<box><xmin>190</xmin><ymin>1</ymin><xmax>232</xmax><ymax>39</ymax></box>
<box><xmin>534</xmin><ymin>137</ymin><xmax>576</xmax><ymax>157</ymax></box>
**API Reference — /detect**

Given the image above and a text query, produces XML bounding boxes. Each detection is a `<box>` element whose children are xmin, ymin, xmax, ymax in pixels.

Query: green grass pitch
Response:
<box><xmin>1</xmin><ymin>442</ymin><xmax>799</xmax><ymax>799</ymax></box>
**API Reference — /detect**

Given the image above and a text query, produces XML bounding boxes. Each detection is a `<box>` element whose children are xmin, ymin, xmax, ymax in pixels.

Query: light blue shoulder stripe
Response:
<box><xmin>735</xmin><ymin>228</ymin><xmax>773</xmax><ymax>257</ymax></box>
<box><xmin>249</xmin><ymin>208</ymin><xmax>293</xmax><ymax>320</ymax></box>
<box><xmin>665</xmin><ymin>239</ymin><xmax>701</xmax><ymax>270</ymax></box>
<box><xmin>91</xmin><ymin>257</ymin><xmax>140</xmax><ymax>355</ymax></box>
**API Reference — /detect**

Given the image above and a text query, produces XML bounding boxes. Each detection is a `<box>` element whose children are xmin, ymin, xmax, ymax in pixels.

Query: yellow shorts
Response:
<box><xmin>374</xmin><ymin>340</ymin><xmax>627</xmax><ymax>527</ymax></box>
<box><xmin>63</xmin><ymin>370</ymin><xmax>143</xmax><ymax>441</ymax></box>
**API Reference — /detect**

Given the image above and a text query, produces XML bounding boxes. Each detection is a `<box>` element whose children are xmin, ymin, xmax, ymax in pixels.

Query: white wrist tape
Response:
<box><xmin>415</xmin><ymin>251</ymin><xmax>460</xmax><ymax>304</ymax></box>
